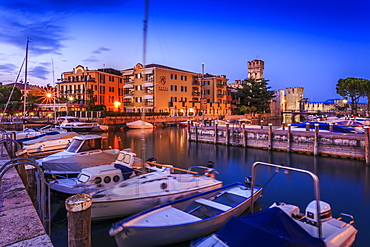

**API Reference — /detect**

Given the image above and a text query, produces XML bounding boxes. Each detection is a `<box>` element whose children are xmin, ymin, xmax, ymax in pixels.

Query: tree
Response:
<box><xmin>236</xmin><ymin>78</ymin><xmax>275</xmax><ymax>113</ymax></box>
<box><xmin>336</xmin><ymin>77</ymin><xmax>370</xmax><ymax>115</ymax></box>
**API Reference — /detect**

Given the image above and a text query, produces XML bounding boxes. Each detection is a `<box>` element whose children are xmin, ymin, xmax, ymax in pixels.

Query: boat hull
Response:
<box><xmin>91</xmin><ymin>182</ymin><xmax>222</xmax><ymax>221</ymax></box>
<box><xmin>112</xmin><ymin>183</ymin><xmax>263</xmax><ymax>247</ymax></box>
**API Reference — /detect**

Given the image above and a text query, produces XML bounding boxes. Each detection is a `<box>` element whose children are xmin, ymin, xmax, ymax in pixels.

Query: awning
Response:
<box><xmin>122</xmin><ymin>71</ymin><xmax>134</xmax><ymax>76</ymax></box>
<box><xmin>143</xmin><ymin>95</ymin><xmax>153</xmax><ymax>100</ymax></box>
<box><xmin>142</xmin><ymin>69</ymin><xmax>153</xmax><ymax>75</ymax></box>
<box><xmin>123</xmin><ymin>84</ymin><xmax>134</xmax><ymax>88</ymax></box>
<box><xmin>123</xmin><ymin>96</ymin><xmax>134</xmax><ymax>99</ymax></box>
<box><xmin>142</xmin><ymin>82</ymin><xmax>154</xmax><ymax>87</ymax></box>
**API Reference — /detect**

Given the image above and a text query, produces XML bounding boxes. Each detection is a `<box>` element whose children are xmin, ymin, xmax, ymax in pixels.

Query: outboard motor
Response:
<box><xmin>207</xmin><ymin>161</ymin><xmax>215</xmax><ymax>168</ymax></box>
<box><xmin>305</xmin><ymin>200</ymin><xmax>332</xmax><ymax>226</ymax></box>
<box><xmin>244</xmin><ymin>176</ymin><xmax>252</xmax><ymax>188</ymax></box>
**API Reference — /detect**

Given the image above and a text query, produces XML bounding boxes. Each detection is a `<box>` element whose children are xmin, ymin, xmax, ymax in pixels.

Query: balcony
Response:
<box><xmin>123</xmin><ymin>102</ymin><xmax>133</xmax><ymax>106</ymax></box>
<box><xmin>192</xmin><ymin>81</ymin><xmax>200</xmax><ymax>85</ymax></box>
<box><xmin>143</xmin><ymin>89</ymin><xmax>154</xmax><ymax>94</ymax></box>
<box><xmin>192</xmin><ymin>92</ymin><xmax>200</xmax><ymax>96</ymax></box>
<box><xmin>217</xmin><ymin>94</ymin><xmax>224</xmax><ymax>98</ymax></box>
<box><xmin>124</xmin><ymin>90</ymin><xmax>134</xmax><ymax>95</ymax></box>
<box><xmin>217</xmin><ymin>84</ymin><xmax>224</xmax><ymax>88</ymax></box>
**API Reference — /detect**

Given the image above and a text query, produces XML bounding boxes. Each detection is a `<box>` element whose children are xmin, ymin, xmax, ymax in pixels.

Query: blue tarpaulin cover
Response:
<box><xmin>215</xmin><ymin>207</ymin><xmax>325</xmax><ymax>247</ymax></box>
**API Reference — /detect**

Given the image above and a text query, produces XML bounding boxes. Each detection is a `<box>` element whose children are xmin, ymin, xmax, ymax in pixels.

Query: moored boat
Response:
<box><xmin>49</xmin><ymin>149</ymin><xmax>170</xmax><ymax>200</ymax></box>
<box><xmin>126</xmin><ymin>120</ymin><xmax>154</xmax><ymax>129</ymax></box>
<box><xmin>109</xmin><ymin>182</ymin><xmax>263</xmax><ymax>247</ymax></box>
<box><xmin>37</xmin><ymin>134</ymin><xmax>120</xmax><ymax>178</ymax></box>
<box><xmin>192</xmin><ymin>162</ymin><xmax>358</xmax><ymax>247</ymax></box>
<box><xmin>90</xmin><ymin>163</ymin><xmax>222</xmax><ymax>221</ymax></box>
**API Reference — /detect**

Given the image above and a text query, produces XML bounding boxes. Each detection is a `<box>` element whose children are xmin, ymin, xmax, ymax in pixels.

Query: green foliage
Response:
<box><xmin>236</xmin><ymin>78</ymin><xmax>275</xmax><ymax>113</ymax></box>
<box><xmin>336</xmin><ymin>77</ymin><xmax>370</xmax><ymax>115</ymax></box>
<box><xmin>0</xmin><ymin>86</ymin><xmax>22</xmax><ymax>104</ymax></box>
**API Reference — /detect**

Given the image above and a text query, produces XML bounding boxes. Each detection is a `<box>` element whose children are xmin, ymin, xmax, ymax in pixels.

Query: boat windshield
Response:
<box><xmin>67</xmin><ymin>118</ymin><xmax>79</xmax><ymax>123</ymax></box>
<box><xmin>67</xmin><ymin>139</ymin><xmax>83</xmax><ymax>153</ymax></box>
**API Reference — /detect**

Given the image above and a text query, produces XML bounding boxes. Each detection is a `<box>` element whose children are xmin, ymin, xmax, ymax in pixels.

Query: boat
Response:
<box><xmin>90</xmin><ymin>163</ymin><xmax>222</xmax><ymax>221</ymax></box>
<box><xmin>57</xmin><ymin>116</ymin><xmax>108</xmax><ymax>132</ymax></box>
<box><xmin>126</xmin><ymin>120</ymin><xmax>154</xmax><ymax>129</ymax></box>
<box><xmin>49</xmin><ymin>148</ymin><xmax>171</xmax><ymax>200</ymax></box>
<box><xmin>16</xmin><ymin>131</ymin><xmax>79</xmax><ymax>157</ymax></box>
<box><xmin>277</xmin><ymin>122</ymin><xmax>357</xmax><ymax>133</ymax></box>
<box><xmin>37</xmin><ymin>134</ymin><xmax>120</xmax><ymax>178</ymax></box>
<box><xmin>109</xmin><ymin>182</ymin><xmax>263</xmax><ymax>247</ymax></box>
<box><xmin>192</xmin><ymin>162</ymin><xmax>357</xmax><ymax>247</ymax></box>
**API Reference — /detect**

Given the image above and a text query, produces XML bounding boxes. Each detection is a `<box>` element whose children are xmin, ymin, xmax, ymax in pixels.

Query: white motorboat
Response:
<box><xmin>90</xmin><ymin>163</ymin><xmax>222</xmax><ymax>221</ymax></box>
<box><xmin>192</xmin><ymin>162</ymin><xmax>357</xmax><ymax>247</ymax></box>
<box><xmin>49</xmin><ymin>149</ymin><xmax>171</xmax><ymax>200</ymax></box>
<box><xmin>57</xmin><ymin>116</ymin><xmax>108</xmax><ymax>132</ymax></box>
<box><xmin>109</xmin><ymin>182</ymin><xmax>263</xmax><ymax>247</ymax></box>
<box><xmin>16</xmin><ymin>131</ymin><xmax>79</xmax><ymax>157</ymax></box>
<box><xmin>37</xmin><ymin>134</ymin><xmax>120</xmax><ymax>177</ymax></box>
<box><xmin>126</xmin><ymin>120</ymin><xmax>154</xmax><ymax>129</ymax></box>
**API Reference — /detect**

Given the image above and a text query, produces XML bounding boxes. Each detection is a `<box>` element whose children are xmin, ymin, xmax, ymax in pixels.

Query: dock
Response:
<box><xmin>0</xmin><ymin>156</ymin><xmax>53</xmax><ymax>246</ymax></box>
<box><xmin>188</xmin><ymin>124</ymin><xmax>370</xmax><ymax>163</ymax></box>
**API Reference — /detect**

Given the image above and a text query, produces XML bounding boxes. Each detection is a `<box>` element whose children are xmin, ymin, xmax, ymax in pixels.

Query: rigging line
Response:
<box><xmin>260</xmin><ymin>167</ymin><xmax>281</xmax><ymax>188</ymax></box>
<box><xmin>2</xmin><ymin>56</ymin><xmax>26</xmax><ymax>115</ymax></box>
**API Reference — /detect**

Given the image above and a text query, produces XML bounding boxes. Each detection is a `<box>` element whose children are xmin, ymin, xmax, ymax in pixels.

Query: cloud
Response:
<box><xmin>29</xmin><ymin>66</ymin><xmax>50</xmax><ymax>80</ymax></box>
<box><xmin>92</xmin><ymin>47</ymin><xmax>111</xmax><ymax>54</ymax></box>
<box><xmin>0</xmin><ymin>64</ymin><xmax>18</xmax><ymax>74</ymax></box>
<box><xmin>82</xmin><ymin>57</ymin><xmax>100</xmax><ymax>63</ymax></box>
<box><xmin>1</xmin><ymin>0</ymin><xmax>131</xmax><ymax>14</ymax></box>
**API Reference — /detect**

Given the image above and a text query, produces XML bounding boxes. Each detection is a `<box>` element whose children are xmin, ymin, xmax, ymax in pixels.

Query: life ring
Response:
<box><xmin>161</xmin><ymin>183</ymin><xmax>167</xmax><ymax>190</ymax></box>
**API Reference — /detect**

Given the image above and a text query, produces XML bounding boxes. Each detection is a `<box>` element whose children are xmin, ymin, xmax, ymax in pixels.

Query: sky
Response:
<box><xmin>0</xmin><ymin>0</ymin><xmax>369</xmax><ymax>102</ymax></box>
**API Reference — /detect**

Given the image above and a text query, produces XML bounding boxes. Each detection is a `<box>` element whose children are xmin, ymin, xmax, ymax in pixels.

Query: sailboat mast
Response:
<box><xmin>141</xmin><ymin>0</ymin><xmax>149</xmax><ymax>168</ymax></box>
<box><xmin>24</xmin><ymin>38</ymin><xmax>30</xmax><ymax>117</ymax></box>
<box><xmin>52</xmin><ymin>59</ymin><xmax>57</xmax><ymax>123</ymax></box>
<box><xmin>143</xmin><ymin>0</ymin><xmax>149</xmax><ymax>67</ymax></box>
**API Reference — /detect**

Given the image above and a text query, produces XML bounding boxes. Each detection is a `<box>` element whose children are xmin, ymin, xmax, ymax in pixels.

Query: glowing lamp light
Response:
<box><xmin>114</xmin><ymin>101</ymin><xmax>121</xmax><ymax>107</ymax></box>
<box><xmin>46</xmin><ymin>93</ymin><xmax>52</xmax><ymax>98</ymax></box>
<box><xmin>69</xmin><ymin>96</ymin><xmax>74</xmax><ymax>101</ymax></box>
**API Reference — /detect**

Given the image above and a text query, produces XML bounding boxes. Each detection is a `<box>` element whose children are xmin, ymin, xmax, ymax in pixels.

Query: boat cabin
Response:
<box><xmin>66</xmin><ymin>135</ymin><xmax>105</xmax><ymax>153</ymax></box>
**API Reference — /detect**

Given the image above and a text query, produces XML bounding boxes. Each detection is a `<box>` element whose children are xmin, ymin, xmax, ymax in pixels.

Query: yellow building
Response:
<box><xmin>121</xmin><ymin>63</ymin><xmax>230</xmax><ymax>116</ymax></box>
<box><xmin>56</xmin><ymin>65</ymin><xmax>124</xmax><ymax>112</ymax></box>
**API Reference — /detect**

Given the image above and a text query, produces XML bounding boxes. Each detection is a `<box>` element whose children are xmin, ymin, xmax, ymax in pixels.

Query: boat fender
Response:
<box><xmin>161</xmin><ymin>182</ymin><xmax>167</xmax><ymax>190</ymax></box>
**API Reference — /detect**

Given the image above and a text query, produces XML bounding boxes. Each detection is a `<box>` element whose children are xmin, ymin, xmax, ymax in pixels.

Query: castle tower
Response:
<box><xmin>285</xmin><ymin>87</ymin><xmax>304</xmax><ymax>112</ymax></box>
<box><xmin>247</xmin><ymin>60</ymin><xmax>264</xmax><ymax>80</ymax></box>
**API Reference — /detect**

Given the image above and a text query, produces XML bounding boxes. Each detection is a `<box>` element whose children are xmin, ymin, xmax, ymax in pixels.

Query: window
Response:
<box><xmin>170</xmin><ymin>97</ymin><xmax>177</xmax><ymax>102</ymax></box>
<box><xmin>100</xmin><ymin>86</ymin><xmax>106</xmax><ymax>94</ymax></box>
<box><xmin>181</xmin><ymin>75</ymin><xmax>187</xmax><ymax>81</ymax></box>
<box><xmin>136</xmin><ymin>97</ymin><xmax>142</xmax><ymax>103</ymax></box>
<box><xmin>171</xmin><ymin>85</ymin><xmax>177</xmax><ymax>91</ymax></box>
<box><xmin>100</xmin><ymin>74</ymin><xmax>105</xmax><ymax>83</ymax></box>
<box><xmin>181</xmin><ymin>86</ymin><xmax>187</xmax><ymax>92</ymax></box>
<box><xmin>109</xmin><ymin>76</ymin><xmax>114</xmax><ymax>82</ymax></box>
<box><xmin>204</xmin><ymin>80</ymin><xmax>210</xmax><ymax>85</ymax></box>
<box><xmin>136</xmin><ymin>85</ymin><xmax>142</xmax><ymax>91</ymax></box>
<box><xmin>204</xmin><ymin>90</ymin><xmax>210</xmax><ymax>95</ymax></box>
<box><xmin>170</xmin><ymin>74</ymin><xmax>177</xmax><ymax>80</ymax></box>
<box><xmin>136</xmin><ymin>73</ymin><xmax>142</xmax><ymax>79</ymax></box>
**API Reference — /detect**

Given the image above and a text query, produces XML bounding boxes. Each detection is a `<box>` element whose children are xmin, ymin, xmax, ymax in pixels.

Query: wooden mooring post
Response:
<box><xmin>365</xmin><ymin>126</ymin><xmax>370</xmax><ymax>164</ymax></box>
<box><xmin>65</xmin><ymin>194</ymin><xmax>92</xmax><ymax>247</ymax></box>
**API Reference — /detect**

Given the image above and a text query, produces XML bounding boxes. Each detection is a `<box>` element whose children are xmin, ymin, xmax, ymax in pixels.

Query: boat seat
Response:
<box><xmin>195</xmin><ymin>198</ymin><xmax>232</xmax><ymax>211</ymax></box>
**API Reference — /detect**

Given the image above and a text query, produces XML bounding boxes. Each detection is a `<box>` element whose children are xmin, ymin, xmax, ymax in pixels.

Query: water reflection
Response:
<box><xmin>52</xmin><ymin>128</ymin><xmax>370</xmax><ymax>246</ymax></box>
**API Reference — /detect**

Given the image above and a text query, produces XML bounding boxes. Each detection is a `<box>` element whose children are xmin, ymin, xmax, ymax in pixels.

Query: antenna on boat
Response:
<box><xmin>23</xmin><ymin>38</ymin><xmax>30</xmax><ymax>118</ymax></box>
<box><xmin>52</xmin><ymin>59</ymin><xmax>57</xmax><ymax>124</ymax></box>
<box><xmin>141</xmin><ymin>0</ymin><xmax>149</xmax><ymax>168</ymax></box>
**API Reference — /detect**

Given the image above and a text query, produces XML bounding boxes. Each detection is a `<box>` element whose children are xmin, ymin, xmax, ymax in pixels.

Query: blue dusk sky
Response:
<box><xmin>0</xmin><ymin>0</ymin><xmax>369</xmax><ymax>102</ymax></box>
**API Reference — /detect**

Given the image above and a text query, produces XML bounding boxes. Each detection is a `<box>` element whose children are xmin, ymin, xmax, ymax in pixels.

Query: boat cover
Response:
<box><xmin>215</xmin><ymin>207</ymin><xmax>325</xmax><ymax>247</ymax></box>
<box><xmin>17</xmin><ymin>131</ymin><xmax>62</xmax><ymax>142</ymax></box>
<box><xmin>114</xmin><ymin>163</ymin><xmax>133</xmax><ymax>180</ymax></box>
<box><xmin>22</xmin><ymin>132</ymin><xmax>79</xmax><ymax>145</ymax></box>
<box><xmin>41</xmin><ymin>150</ymin><xmax>120</xmax><ymax>172</ymax></box>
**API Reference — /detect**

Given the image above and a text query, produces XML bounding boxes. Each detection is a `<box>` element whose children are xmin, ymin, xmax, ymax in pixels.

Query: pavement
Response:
<box><xmin>0</xmin><ymin>155</ymin><xmax>53</xmax><ymax>246</ymax></box>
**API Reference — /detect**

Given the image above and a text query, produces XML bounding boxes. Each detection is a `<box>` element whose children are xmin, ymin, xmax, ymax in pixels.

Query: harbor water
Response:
<box><xmin>51</xmin><ymin>127</ymin><xmax>369</xmax><ymax>246</ymax></box>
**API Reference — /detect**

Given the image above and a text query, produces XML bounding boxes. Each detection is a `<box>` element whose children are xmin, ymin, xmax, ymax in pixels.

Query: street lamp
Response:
<box><xmin>114</xmin><ymin>101</ymin><xmax>121</xmax><ymax>112</ymax></box>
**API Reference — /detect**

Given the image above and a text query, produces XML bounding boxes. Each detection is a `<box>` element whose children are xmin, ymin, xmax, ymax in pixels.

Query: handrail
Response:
<box><xmin>146</xmin><ymin>161</ymin><xmax>198</xmax><ymax>175</ymax></box>
<box><xmin>250</xmin><ymin>161</ymin><xmax>322</xmax><ymax>240</ymax></box>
